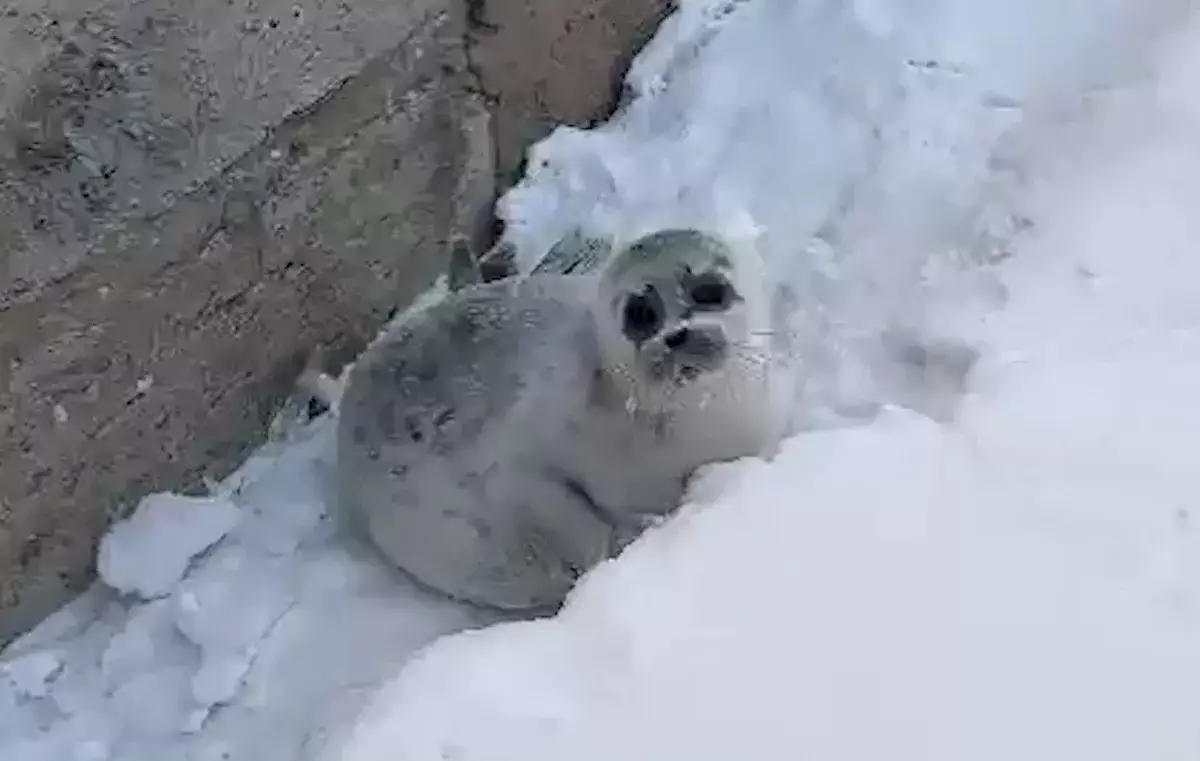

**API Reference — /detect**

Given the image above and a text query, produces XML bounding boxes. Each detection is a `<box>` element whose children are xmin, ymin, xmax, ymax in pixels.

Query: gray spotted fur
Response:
<box><xmin>335</xmin><ymin>229</ymin><xmax>783</xmax><ymax>612</ymax></box>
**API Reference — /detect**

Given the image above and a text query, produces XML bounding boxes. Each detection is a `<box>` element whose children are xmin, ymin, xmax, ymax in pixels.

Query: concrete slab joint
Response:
<box><xmin>0</xmin><ymin>0</ymin><xmax>669</xmax><ymax>644</ymax></box>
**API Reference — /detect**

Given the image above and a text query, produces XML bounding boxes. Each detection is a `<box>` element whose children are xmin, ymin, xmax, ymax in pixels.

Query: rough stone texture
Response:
<box><xmin>0</xmin><ymin>0</ymin><xmax>493</xmax><ymax>643</ymax></box>
<box><xmin>464</xmin><ymin>0</ymin><xmax>675</xmax><ymax>189</ymax></box>
<box><xmin>0</xmin><ymin>0</ymin><xmax>665</xmax><ymax>644</ymax></box>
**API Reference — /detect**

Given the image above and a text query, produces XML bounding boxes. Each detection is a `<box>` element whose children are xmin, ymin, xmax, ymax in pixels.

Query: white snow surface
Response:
<box><xmin>97</xmin><ymin>493</ymin><xmax>242</xmax><ymax>601</ymax></box>
<box><xmin>5</xmin><ymin>0</ymin><xmax>1200</xmax><ymax>759</ymax></box>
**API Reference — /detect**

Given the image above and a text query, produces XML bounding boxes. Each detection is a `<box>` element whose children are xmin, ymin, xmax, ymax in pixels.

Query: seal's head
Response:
<box><xmin>593</xmin><ymin>228</ymin><xmax>768</xmax><ymax>401</ymax></box>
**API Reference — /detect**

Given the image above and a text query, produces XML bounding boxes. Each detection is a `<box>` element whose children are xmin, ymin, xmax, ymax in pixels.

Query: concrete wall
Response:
<box><xmin>0</xmin><ymin>0</ymin><xmax>670</xmax><ymax>643</ymax></box>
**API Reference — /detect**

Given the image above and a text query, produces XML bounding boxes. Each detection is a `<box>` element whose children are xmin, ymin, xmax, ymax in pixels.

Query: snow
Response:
<box><xmin>97</xmin><ymin>493</ymin><xmax>241</xmax><ymax>600</ymax></box>
<box><xmin>337</xmin><ymin>410</ymin><xmax>1200</xmax><ymax>760</ymax></box>
<box><xmin>4</xmin><ymin>0</ymin><xmax>1200</xmax><ymax>759</ymax></box>
<box><xmin>2</xmin><ymin>652</ymin><xmax>63</xmax><ymax>700</ymax></box>
<box><xmin>1</xmin><ymin>426</ymin><xmax>486</xmax><ymax>761</ymax></box>
<box><xmin>498</xmin><ymin>0</ymin><xmax>1185</xmax><ymax>426</ymax></box>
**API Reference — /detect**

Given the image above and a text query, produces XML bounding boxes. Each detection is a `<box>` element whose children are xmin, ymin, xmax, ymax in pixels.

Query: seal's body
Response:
<box><xmin>335</xmin><ymin>229</ymin><xmax>784</xmax><ymax>611</ymax></box>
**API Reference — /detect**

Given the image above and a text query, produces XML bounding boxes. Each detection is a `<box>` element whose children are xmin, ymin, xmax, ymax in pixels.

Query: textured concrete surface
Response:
<box><xmin>465</xmin><ymin>0</ymin><xmax>674</xmax><ymax>188</ymax></box>
<box><xmin>0</xmin><ymin>0</ymin><xmax>667</xmax><ymax>643</ymax></box>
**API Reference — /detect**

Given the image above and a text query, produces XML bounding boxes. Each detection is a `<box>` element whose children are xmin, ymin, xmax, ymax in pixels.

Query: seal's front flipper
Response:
<box><xmin>296</xmin><ymin>346</ymin><xmax>346</xmax><ymax>412</ymax></box>
<box><xmin>532</xmin><ymin>229</ymin><xmax>613</xmax><ymax>276</ymax></box>
<box><xmin>476</xmin><ymin>239</ymin><xmax>520</xmax><ymax>283</ymax></box>
<box><xmin>267</xmin><ymin>346</ymin><xmax>347</xmax><ymax>440</ymax></box>
<box><xmin>447</xmin><ymin>235</ymin><xmax>484</xmax><ymax>292</ymax></box>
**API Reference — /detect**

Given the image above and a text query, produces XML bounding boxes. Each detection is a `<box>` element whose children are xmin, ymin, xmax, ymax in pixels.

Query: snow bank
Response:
<box><xmin>331</xmin><ymin>7</ymin><xmax>1200</xmax><ymax>761</ymax></box>
<box><xmin>501</xmin><ymin>0</ymin><xmax>1172</xmax><ymax>269</ymax></box>
<box><xmin>499</xmin><ymin>0</ymin><xmax>1185</xmax><ymax>424</ymax></box>
<box><xmin>338</xmin><ymin>406</ymin><xmax>1200</xmax><ymax>760</ymax></box>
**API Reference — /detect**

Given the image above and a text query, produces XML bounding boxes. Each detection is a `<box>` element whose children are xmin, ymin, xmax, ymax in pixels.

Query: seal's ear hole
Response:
<box><xmin>622</xmin><ymin>286</ymin><xmax>664</xmax><ymax>342</ymax></box>
<box><xmin>688</xmin><ymin>272</ymin><xmax>735</xmax><ymax>310</ymax></box>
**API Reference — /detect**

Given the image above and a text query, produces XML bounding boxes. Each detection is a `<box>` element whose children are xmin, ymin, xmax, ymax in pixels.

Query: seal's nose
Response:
<box><xmin>663</xmin><ymin>327</ymin><xmax>690</xmax><ymax>350</ymax></box>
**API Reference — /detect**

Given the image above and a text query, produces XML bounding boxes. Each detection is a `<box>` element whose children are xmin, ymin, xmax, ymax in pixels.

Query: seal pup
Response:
<box><xmin>334</xmin><ymin>228</ymin><xmax>785</xmax><ymax>612</ymax></box>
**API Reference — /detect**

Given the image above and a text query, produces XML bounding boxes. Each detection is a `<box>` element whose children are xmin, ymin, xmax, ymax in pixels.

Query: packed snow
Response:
<box><xmin>4</xmin><ymin>0</ymin><xmax>1200</xmax><ymax>759</ymax></box>
<box><xmin>97</xmin><ymin>494</ymin><xmax>242</xmax><ymax>601</ymax></box>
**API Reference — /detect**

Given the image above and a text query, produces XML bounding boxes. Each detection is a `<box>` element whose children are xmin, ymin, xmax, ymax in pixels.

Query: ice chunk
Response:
<box><xmin>100</xmin><ymin>599</ymin><xmax>196</xmax><ymax>689</ymax></box>
<box><xmin>98</xmin><ymin>493</ymin><xmax>241</xmax><ymax>599</ymax></box>
<box><xmin>173</xmin><ymin>550</ymin><xmax>294</xmax><ymax>653</ymax></box>
<box><xmin>1</xmin><ymin>650</ymin><xmax>63</xmax><ymax>698</ymax></box>
<box><xmin>109</xmin><ymin>666</ymin><xmax>196</xmax><ymax>737</ymax></box>
<box><xmin>181</xmin><ymin>707</ymin><xmax>211</xmax><ymax>735</ymax></box>
<box><xmin>191</xmin><ymin>651</ymin><xmax>253</xmax><ymax>707</ymax></box>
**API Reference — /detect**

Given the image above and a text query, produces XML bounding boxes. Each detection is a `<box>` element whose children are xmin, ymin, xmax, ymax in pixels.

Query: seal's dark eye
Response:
<box><xmin>621</xmin><ymin>287</ymin><xmax>664</xmax><ymax>342</ymax></box>
<box><xmin>689</xmin><ymin>274</ymin><xmax>734</xmax><ymax>309</ymax></box>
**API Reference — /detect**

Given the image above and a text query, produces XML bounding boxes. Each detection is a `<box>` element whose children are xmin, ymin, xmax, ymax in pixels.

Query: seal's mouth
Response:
<box><xmin>648</xmin><ymin>325</ymin><xmax>728</xmax><ymax>382</ymax></box>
